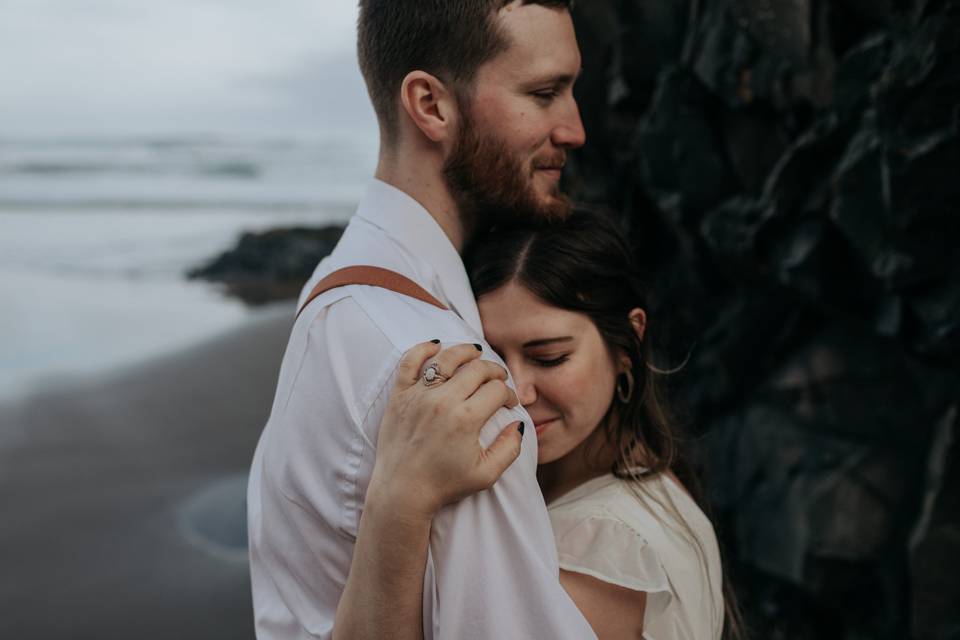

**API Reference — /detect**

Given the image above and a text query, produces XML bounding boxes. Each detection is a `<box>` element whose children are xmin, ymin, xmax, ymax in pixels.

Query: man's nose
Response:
<box><xmin>552</xmin><ymin>97</ymin><xmax>586</xmax><ymax>149</ymax></box>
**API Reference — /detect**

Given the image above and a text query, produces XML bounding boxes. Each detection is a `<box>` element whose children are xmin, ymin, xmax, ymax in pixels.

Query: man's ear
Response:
<box><xmin>628</xmin><ymin>308</ymin><xmax>647</xmax><ymax>344</ymax></box>
<box><xmin>399</xmin><ymin>70</ymin><xmax>458</xmax><ymax>143</ymax></box>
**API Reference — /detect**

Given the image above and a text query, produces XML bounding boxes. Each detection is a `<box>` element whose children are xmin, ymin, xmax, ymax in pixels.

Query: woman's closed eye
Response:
<box><xmin>530</xmin><ymin>353</ymin><xmax>569</xmax><ymax>367</ymax></box>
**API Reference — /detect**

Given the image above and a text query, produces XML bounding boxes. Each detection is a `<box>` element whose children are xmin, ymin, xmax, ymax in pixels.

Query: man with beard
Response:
<box><xmin>247</xmin><ymin>2</ymin><xmax>591</xmax><ymax>638</ymax></box>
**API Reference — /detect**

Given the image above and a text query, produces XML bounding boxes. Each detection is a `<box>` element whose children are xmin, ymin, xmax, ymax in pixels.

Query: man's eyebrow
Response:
<box><xmin>525</xmin><ymin>69</ymin><xmax>582</xmax><ymax>87</ymax></box>
<box><xmin>522</xmin><ymin>336</ymin><xmax>574</xmax><ymax>348</ymax></box>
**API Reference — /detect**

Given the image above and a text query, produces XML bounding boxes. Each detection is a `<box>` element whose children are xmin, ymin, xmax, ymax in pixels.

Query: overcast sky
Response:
<box><xmin>0</xmin><ymin>0</ymin><xmax>377</xmax><ymax>136</ymax></box>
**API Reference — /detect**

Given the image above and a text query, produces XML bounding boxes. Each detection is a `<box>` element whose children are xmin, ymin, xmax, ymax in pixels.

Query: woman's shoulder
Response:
<box><xmin>548</xmin><ymin>472</ymin><xmax>698</xmax><ymax>532</ymax></box>
<box><xmin>548</xmin><ymin>473</ymin><xmax>725</xmax><ymax>639</ymax></box>
<box><xmin>549</xmin><ymin>482</ymin><xmax>672</xmax><ymax>597</ymax></box>
<box><xmin>547</xmin><ymin>475</ymin><xmax>643</xmax><ymax>541</ymax></box>
<box><xmin>548</xmin><ymin>471</ymin><xmax>722</xmax><ymax>582</ymax></box>
<box><xmin>550</xmin><ymin>471</ymin><xmax>723</xmax><ymax>549</ymax></box>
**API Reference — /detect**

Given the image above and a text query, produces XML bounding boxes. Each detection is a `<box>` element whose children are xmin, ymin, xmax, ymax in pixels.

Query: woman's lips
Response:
<box><xmin>534</xmin><ymin>418</ymin><xmax>559</xmax><ymax>436</ymax></box>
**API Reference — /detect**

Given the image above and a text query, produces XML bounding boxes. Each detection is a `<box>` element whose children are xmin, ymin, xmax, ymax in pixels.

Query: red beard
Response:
<box><xmin>443</xmin><ymin>107</ymin><xmax>573</xmax><ymax>236</ymax></box>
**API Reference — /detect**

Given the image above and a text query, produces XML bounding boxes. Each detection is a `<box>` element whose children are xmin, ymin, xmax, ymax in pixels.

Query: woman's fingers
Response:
<box><xmin>426</xmin><ymin>342</ymin><xmax>484</xmax><ymax>383</ymax></box>
<box><xmin>394</xmin><ymin>340</ymin><xmax>443</xmax><ymax>389</ymax></box>
<box><xmin>478</xmin><ymin>421</ymin><xmax>525</xmax><ymax>489</ymax></box>
<box><xmin>459</xmin><ymin>378</ymin><xmax>519</xmax><ymax>430</ymax></box>
<box><xmin>394</xmin><ymin>341</ymin><xmax>489</xmax><ymax>394</ymax></box>
<box><xmin>376</xmin><ymin>342</ymin><xmax>526</xmax><ymax>515</ymax></box>
<box><xmin>443</xmin><ymin>358</ymin><xmax>509</xmax><ymax>401</ymax></box>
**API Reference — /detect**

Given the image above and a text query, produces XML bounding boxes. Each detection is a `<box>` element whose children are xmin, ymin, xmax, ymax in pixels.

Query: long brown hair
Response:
<box><xmin>466</xmin><ymin>209</ymin><xmax>746</xmax><ymax>639</ymax></box>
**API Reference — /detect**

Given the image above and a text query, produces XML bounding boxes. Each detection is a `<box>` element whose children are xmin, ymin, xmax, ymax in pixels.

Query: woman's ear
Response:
<box><xmin>399</xmin><ymin>70</ymin><xmax>458</xmax><ymax>143</ymax></box>
<box><xmin>628</xmin><ymin>308</ymin><xmax>647</xmax><ymax>343</ymax></box>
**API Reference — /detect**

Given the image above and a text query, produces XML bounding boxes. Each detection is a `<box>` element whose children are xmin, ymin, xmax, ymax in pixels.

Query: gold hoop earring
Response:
<box><xmin>616</xmin><ymin>370</ymin><xmax>635</xmax><ymax>404</ymax></box>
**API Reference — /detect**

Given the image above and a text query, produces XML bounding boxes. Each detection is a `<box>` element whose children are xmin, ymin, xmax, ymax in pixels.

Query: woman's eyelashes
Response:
<box><xmin>530</xmin><ymin>353</ymin><xmax>570</xmax><ymax>367</ymax></box>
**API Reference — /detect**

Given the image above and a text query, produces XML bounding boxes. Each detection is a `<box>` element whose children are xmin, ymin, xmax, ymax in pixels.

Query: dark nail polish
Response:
<box><xmin>474</xmin><ymin>343</ymin><xmax>483</xmax><ymax>351</ymax></box>
<box><xmin>431</xmin><ymin>339</ymin><xmax>440</xmax><ymax>344</ymax></box>
<box><xmin>518</xmin><ymin>422</ymin><xmax>525</xmax><ymax>436</ymax></box>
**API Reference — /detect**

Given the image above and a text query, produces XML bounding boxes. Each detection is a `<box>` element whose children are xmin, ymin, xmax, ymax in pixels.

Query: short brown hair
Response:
<box><xmin>357</xmin><ymin>0</ymin><xmax>573</xmax><ymax>143</ymax></box>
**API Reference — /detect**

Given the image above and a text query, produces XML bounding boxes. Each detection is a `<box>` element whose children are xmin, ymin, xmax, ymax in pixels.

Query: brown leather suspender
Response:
<box><xmin>296</xmin><ymin>265</ymin><xmax>448</xmax><ymax>319</ymax></box>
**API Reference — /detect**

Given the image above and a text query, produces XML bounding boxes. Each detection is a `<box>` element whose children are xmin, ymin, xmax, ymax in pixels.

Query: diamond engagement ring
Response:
<box><xmin>422</xmin><ymin>361</ymin><xmax>448</xmax><ymax>387</ymax></box>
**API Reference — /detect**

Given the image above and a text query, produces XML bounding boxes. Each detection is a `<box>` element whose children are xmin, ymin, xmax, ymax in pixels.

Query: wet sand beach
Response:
<box><xmin>0</xmin><ymin>304</ymin><xmax>294</xmax><ymax>640</ymax></box>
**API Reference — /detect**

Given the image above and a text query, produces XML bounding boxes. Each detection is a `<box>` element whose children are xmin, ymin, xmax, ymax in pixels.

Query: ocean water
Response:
<box><xmin>0</xmin><ymin>133</ymin><xmax>377</xmax><ymax>402</ymax></box>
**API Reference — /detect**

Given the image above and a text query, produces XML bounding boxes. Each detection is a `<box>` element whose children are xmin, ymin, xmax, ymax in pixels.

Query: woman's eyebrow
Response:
<box><xmin>522</xmin><ymin>336</ymin><xmax>574</xmax><ymax>349</ymax></box>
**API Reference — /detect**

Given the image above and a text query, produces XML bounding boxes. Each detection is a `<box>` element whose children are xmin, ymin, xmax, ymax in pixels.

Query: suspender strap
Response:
<box><xmin>296</xmin><ymin>265</ymin><xmax>448</xmax><ymax>319</ymax></box>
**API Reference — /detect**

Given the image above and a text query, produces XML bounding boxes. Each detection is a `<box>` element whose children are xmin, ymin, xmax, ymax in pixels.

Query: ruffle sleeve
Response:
<box><xmin>551</xmin><ymin>507</ymin><xmax>674</xmax><ymax>616</ymax></box>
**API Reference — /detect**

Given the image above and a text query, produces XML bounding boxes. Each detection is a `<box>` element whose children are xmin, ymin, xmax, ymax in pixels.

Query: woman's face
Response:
<box><xmin>478</xmin><ymin>282</ymin><xmax>620</xmax><ymax>464</ymax></box>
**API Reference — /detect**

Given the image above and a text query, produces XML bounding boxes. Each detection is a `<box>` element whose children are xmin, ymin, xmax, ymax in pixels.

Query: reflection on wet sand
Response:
<box><xmin>0</xmin><ymin>306</ymin><xmax>292</xmax><ymax>639</ymax></box>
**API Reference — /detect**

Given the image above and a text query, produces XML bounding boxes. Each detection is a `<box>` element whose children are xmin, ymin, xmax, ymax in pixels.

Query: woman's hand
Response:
<box><xmin>334</xmin><ymin>341</ymin><xmax>522</xmax><ymax>640</ymax></box>
<box><xmin>366</xmin><ymin>340</ymin><xmax>524</xmax><ymax>522</ymax></box>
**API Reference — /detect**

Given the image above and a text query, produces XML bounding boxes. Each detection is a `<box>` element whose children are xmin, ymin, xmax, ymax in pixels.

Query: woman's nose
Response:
<box><xmin>513</xmin><ymin>371</ymin><xmax>538</xmax><ymax>407</ymax></box>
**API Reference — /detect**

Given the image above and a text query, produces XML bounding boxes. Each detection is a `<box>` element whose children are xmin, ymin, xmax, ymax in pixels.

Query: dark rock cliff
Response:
<box><xmin>567</xmin><ymin>1</ymin><xmax>959</xmax><ymax>638</ymax></box>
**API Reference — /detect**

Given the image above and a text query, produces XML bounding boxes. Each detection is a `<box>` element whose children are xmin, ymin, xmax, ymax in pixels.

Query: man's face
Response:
<box><xmin>443</xmin><ymin>4</ymin><xmax>585</xmax><ymax>231</ymax></box>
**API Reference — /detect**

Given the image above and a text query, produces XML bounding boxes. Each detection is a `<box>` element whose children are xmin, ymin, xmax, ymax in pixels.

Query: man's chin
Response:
<box><xmin>489</xmin><ymin>181</ymin><xmax>574</xmax><ymax>229</ymax></box>
<box><xmin>530</xmin><ymin>190</ymin><xmax>574</xmax><ymax>224</ymax></box>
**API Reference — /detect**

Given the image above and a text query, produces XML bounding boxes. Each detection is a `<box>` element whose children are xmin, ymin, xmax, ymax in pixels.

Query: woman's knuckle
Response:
<box><xmin>467</xmin><ymin>358</ymin><xmax>485</xmax><ymax>373</ymax></box>
<box><xmin>490</xmin><ymin>361</ymin><xmax>507</xmax><ymax>377</ymax></box>
<box><xmin>477</xmin><ymin>472</ymin><xmax>493</xmax><ymax>491</ymax></box>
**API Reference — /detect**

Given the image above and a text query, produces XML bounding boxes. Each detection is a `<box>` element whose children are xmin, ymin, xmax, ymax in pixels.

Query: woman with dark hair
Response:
<box><xmin>335</xmin><ymin>210</ymin><xmax>744</xmax><ymax>639</ymax></box>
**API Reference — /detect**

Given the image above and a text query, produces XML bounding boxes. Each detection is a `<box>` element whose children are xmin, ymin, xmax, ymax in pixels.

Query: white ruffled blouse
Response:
<box><xmin>547</xmin><ymin>472</ymin><xmax>724</xmax><ymax>640</ymax></box>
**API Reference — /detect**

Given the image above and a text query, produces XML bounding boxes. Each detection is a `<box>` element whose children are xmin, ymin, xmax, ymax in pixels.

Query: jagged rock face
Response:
<box><xmin>568</xmin><ymin>1</ymin><xmax>960</xmax><ymax>638</ymax></box>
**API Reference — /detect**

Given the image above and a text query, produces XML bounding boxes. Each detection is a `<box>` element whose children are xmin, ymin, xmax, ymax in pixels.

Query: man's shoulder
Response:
<box><xmin>299</xmin><ymin>231</ymin><xmax>479</xmax><ymax>355</ymax></box>
<box><xmin>272</xmin><ymin>279</ymin><xmax>485</xmax><ymax>456</ymax></box>
<box><xmin>307</xmin><ymin>283</ymin><xmax>477</xmax><ymax>356</ymax></box>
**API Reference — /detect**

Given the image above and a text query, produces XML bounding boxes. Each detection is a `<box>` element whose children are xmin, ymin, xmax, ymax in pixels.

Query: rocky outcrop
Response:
<box><xmin>188</xmin><ymin>226</ymin><xmax>344</xmax><ymax>305</ymax></box>
<box><xmin>568</xmin><ymin>1</ymin><xmax>959</xmax><ymax>638</ymax></box>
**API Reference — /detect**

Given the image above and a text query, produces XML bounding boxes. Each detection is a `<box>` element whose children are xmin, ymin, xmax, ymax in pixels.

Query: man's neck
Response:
<box><xmin>375</xmin><ymin>158</ymin><xmax>467</xmax><ymax>253</ymax></box>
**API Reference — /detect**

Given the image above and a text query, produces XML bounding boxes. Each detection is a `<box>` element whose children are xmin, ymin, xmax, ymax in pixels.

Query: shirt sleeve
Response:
<box><xmin>412</xmin><ymin>364</ymin><xmax>597</xmax><ymax>639</ymax></box>
<box><xmin>342</xmin><ymin>293</ymin><xmax>596</xmax><ymax>639</ymax></box>
<box><xmin>252</xmin><ymin>296</ymin><xmax>400</xmax><ymax>639</ymax></box>
<box><xmin>552</xmin><ymin>510</ymin><xmax>672</xmax><ymax>597</ymax></box>
<box><xmin>550</xmin><ymin>505</ymin><xmax>675</xmax><ymax>636</ymax></box>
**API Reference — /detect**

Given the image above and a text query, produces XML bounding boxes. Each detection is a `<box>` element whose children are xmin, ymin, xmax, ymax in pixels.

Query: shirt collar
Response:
<box><xmin>354</xmin><ymin>178</ymin><xmax>483</xmax><ymax>336</ymax></box>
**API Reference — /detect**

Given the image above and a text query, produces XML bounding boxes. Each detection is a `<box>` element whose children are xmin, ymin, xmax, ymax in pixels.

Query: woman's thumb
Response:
<box><xmin>479</xmin><ymin>421</ymin><xmax>524</xmax><ymax>488</ymax></box>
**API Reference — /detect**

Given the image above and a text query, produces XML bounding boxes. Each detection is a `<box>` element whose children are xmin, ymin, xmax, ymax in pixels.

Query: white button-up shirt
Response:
<box><xmin>247</xmin><ymin>179</ymin><xmax>595</xmax><ymax>639</ymax></box>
